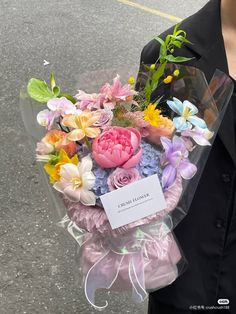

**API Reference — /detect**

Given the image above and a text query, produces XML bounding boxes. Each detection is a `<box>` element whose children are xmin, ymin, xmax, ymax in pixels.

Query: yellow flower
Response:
<box><xmin>163</xmin><ymin>75</ymin><xmax>173</xmax><ymax>84</ymax></box>
<box><xmin>44</xmin><ymin>149</ymin><xmax>79</xmax><ymax>184</ymax></box>
<box><xmin>128</xmin><ymin>76</ymin><xmax>135</xmax><ymax>85</ymax></box>
<box><xmin>62</xmin><ymin>112</ymin><xmax>101</xmax><ymax>142</ymax></box>
<box><xmin>144</xmin><ymin>104</ymin><xmax>162</xmax><ymax>127</ymax></box>
<box><xmin>173</xmin><ymin>69</ymin><xmax>180</xmax><ymax>77</ymax></box>
<box><xmin>150</xmin><ymin>64</ymin><xmax>156</xmax><ymax>71</ymax></box>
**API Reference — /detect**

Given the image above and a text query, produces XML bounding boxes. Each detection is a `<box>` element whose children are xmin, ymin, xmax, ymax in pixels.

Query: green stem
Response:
<box><xmin>84</xmin><ymin>136</ymin><xmax>92</xmax><ymax>151</ymax></box>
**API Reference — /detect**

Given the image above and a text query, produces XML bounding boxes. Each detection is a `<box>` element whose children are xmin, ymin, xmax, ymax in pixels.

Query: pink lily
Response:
<box><xmin>100</xmin><ymin>75</ymin><xmax>137</xmax><ymax>109</ymax></box>
<box><xmin>75</xmin><ymin>91</ymin><xmax>105</xmax><ymax>110</ymax></box>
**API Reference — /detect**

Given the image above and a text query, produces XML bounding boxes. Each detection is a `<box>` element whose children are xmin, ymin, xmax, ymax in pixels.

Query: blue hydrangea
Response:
<box><xmin>92</xmin><ymin>164</ymin><xmax>111</xmax><ymax>207</ymax></box>
<box><xmin>136</xmin><ymin>141</ymin><xmax>162</xmax><ymax>180</ymax></box>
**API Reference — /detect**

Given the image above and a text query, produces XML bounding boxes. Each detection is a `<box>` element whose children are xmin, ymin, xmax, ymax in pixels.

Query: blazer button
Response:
<box><xmin>221</xmin><ymin>173</ymin><xmax>231</xmax><ymax>183</ymax></box>
<box><xmin>215</xmin><ymin>219</ymin><xmax>224</xmax><ymax>229</ymax></box>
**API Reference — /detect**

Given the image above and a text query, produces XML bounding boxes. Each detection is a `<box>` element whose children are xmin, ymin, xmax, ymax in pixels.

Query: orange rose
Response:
<box><xmin>42</xmin><ymin>129</ymin><xmax>77</xmax><ymax>157</ymax></box>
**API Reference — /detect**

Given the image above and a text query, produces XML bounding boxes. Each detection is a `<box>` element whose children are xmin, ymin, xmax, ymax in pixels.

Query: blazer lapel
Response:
<box><xmin>196</xmin><ymin>42</ymin><xmax>236</xmax><ymax>164</ymax></box>
<box><xmin>183</xmin><ymin>0</ymin><xmax>236</xmax><ymax>164</ymax></box>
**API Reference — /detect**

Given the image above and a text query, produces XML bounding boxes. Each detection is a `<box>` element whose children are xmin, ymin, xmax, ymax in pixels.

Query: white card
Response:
<box><xmin>100</xmin><ymin>174</ymin><xmax>167</xmax><ymax>230</ymax></box>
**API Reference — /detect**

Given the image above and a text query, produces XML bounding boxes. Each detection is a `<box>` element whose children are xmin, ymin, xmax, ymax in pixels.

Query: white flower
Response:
<box><xmin>53</xmin><ymin>155</ymin><xmax>96</xmax><ymax>206</ymax></box>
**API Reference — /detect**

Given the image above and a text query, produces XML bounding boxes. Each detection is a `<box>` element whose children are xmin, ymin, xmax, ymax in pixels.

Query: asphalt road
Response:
<box><xmin>0</xmin><ymin>1</ymin><xmax>207</xmax><ymax>313</ymax></box>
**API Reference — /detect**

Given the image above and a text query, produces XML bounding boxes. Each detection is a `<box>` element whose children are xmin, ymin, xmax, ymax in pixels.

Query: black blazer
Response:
<box><xmin>139</xmin><ymin>0</ymin><xmax>236</xmax><ymax>312</ymax></box>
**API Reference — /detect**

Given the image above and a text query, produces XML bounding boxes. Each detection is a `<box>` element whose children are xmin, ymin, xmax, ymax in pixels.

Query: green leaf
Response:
<box><xmin>160</xmin><ymin>44</ymin><xmax>167</xmax><ymax>59</ymax></box>
<box><xmin>165</xmin><ymin>34</ymin><xmax>171</xmax><ymax>45</ymax></box>
<box><xmin>176</xmin><ymin>30</ymin><xmax>186</xmax><ymax>37</ymax></box>
<box><xmin>172</xmin><ymin>35</ymin><xmax>191</xmax><ymax>44</ymax></box>
<box><xmin>154</xmin><ymin>36</ymin><xmax>167</xmax><ymax>60</ymax></box>
<box><xmin>27</xmin><ymin>78</ymin><xmax>54</xmax><ymax>103</ymax></box>
<box><xmin>164</xmin><ymin>55</ymin><xmax>194</xmax><ymax>63</ymax></box>
<box><xmin>172</xmin><ymin>40</ymin><xmax>182</xmax><ymax>48</ymax></box>
<box><xmin>154</xmin><ymin>36</ymin><xmax>165</xmax><ymax>46</ymax></box>
<box><xmin>53</xmin><ymin>85</ymin><xmax>60</xmax><ymax>97</ymax></box>
<box><xmin>59</xmin><ymin>92</ymin><xmax>77</xmax><ymax>104</ymax></box>
<box><xmin>152</xmin><ymin>62</ymin><xmax>166</xmax><ymax>82</ymax></box>
<box><xmin>173</xmin><ymin>23</ymin><xmax>181</xmax><ymax>36</ymax></box>
<box><xmin>50</xmin><ymin>72</ymin><xmax>56</xmax><ymax>90</ymax></box>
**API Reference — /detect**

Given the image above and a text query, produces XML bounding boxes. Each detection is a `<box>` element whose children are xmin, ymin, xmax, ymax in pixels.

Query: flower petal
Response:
<box><xmin>182</xmin><ymin>100</ymin><xmax>198</xmax><ymax>115</ymax></box>
<box><xmin>128</xmin><ymin>128</ymin><xmax>141</xmax><ymax>151</ymax></box>
<box><xmin>82</xmin><ymin>172</ymin><xmax>96</xmax><ymax>189</ymax></box>
<box><xmin>62</xmin><ymin>114</ymin><xmax>78</xmax><ymax>128</ymax></box>
<box><xmin>192</xmin><ymin>134</ymin><xmax>211</xmax><ymax>146</ymax></box>
<box><xmin>85</xmin><ymin>127</ymin><xmax>101</xmax><ymax>138</ymax></box>
<box><xmin>64</xmin><ymin>185</ymin><xmax>82</xmax><ymax>202</ymax></box>
<box><xmin>187</xmin><ymin>116</ymin><xmax>207</xmax><ymax>129</ymax></box>
<box><xmin>92</xmin><ymin>152</ymin><xmax>117</xmax><ymax>168</ymax></box>
<box><xmin>178</xmin><ymin>160</ymin><xmax>197</xmax><ymax>180</ymax></box>
<box><xmin>160</xmin><ymin>137</ymin><xmax>172</xmax><ymax>155</ymax></box>
<box><xmin>167</xmin><ymin>97</ymin><xmax>183</xmax><ymax>115</ymax></box>
<box><xmin>162</xmin><ymin>164</ymin><xmax>177</xmax><ymax>189</ymax></box>
<box><xmin>67</xmin><ymin>129</ymin><xmax>85</xmax><ymax>141</ymax></box>
<box><xmin>80</xmin><ymin>189</ymin><xmax>96</xmax><ymax>206</ymax></box>
<box><xmin>78</xmin><ymin>155</ymin><xmax>93</xmax><ymax>174</ymax></box>
<box><xmin>37</xmin><ymin>109</ymin><xmax>58</xmax><ymax>129</ymax></box>
<box><xmin>47</xmin><ymin>97</ymin><xmax>77</xmax><ymax>115</ymax></box>
<box><xmin>173</xmin><ymin>117</ymin><xmax>189</xmax><ymax>131</ymax></box>
<box><xmin>169</xmin><ymin>151</ymin><xmax>182</xmax><ymax>168</ymax></box>
<box><xmin>122</xmin><ymin>148</ymin><xmax>142</xmax><ymax>169</ymax></box>
<box><xmin>60</xmin><ymin>163</ymin><xmax>80</xmax><ymax>180</ymax></box>
<box><xmin>53</xmin><ymin>181</ymin><xmax>70</xmax><ymax>193</ymax></box>
<box><xmin>47</xmin><ymin>98</ymin><xmax>59</xmax><ymax>111</ymax></box>
<box><xmin>172</xmin><ymin>136</ymin><xmax>188</xmax><ymax>156</ymax></box>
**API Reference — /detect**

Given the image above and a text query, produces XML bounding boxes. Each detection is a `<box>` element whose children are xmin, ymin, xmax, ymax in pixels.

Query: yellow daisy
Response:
<box><xmin>144</xmin><ymin>104</ymin><xmax>162</xmax><ymax>127</ymax></box>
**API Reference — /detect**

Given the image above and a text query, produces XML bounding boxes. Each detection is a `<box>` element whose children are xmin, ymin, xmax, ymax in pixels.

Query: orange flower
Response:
<box><xmin>42</xmin><ymin>129</ymin><xmax>77</xmax><ymax>157</ymax></box>
<box><xmin>62</xmin><ymin>112</ymin><xmax>101</xmax><ymax>142</ymax></box>
<box><xmin>146</xmin><ymin>116</ymin><xmax>175</xmax><ymax>145</ymax></box>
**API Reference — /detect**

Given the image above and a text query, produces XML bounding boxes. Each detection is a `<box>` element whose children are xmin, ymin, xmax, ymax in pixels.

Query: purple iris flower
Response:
<box><xmin>160</xmin><ymin>136</ymin><xmax>197</xmax><ymax>189</ymax></box>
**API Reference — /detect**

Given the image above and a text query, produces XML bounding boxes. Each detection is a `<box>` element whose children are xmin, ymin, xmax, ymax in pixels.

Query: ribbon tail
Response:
<box><xmin>129</xmin><ymin>251</ymin><xmax>148</xmax><ymax>303</ymax></box>
<box><xmin>84</xmin><ymin>250</ymin><xmax>124</xmax><ymax>310</ymax></box>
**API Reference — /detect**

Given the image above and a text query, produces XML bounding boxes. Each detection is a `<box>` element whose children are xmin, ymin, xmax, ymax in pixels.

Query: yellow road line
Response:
<box><xmin>117</xmin><ymin>0</ymin><xmax>182</xmax><ymax>23</ymax></box>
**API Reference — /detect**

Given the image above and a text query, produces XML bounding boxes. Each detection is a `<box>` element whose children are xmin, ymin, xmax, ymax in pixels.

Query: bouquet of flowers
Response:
<box><xmin>20</xmin><ymin>26</ymin><xmax>233</xmax><ymax>310</ymax></box>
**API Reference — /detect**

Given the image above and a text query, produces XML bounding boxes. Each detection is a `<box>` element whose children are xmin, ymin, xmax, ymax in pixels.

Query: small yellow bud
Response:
<box><xmin>173</xmin><ymin>69</ymin><xmax>180</xmax><ymax>77</ymax></box>
<box><xmin>128</xmin><ymin>76</ymin><xmax>135</xmax><ymax>85</ymax></box>
<box><xmin>150</xmin><ymin>64</ymin><xmax>156</xmax><ymax>71</ymax></box>
<box><xmin>163</xmin><ymin>75</ymin><xmax>173</xmax><ymax>84</ymax></box>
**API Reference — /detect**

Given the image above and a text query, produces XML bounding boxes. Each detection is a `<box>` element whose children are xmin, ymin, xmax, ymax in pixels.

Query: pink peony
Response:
<box><xmin>107</xmin><ymin>167</ymin><xmax>140</xmax><ymax>191</ymax></box>
<box><xmin>92</xmin><ymin>127</ymin><xmax>142</xmax><ymax>169</ymax></box>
